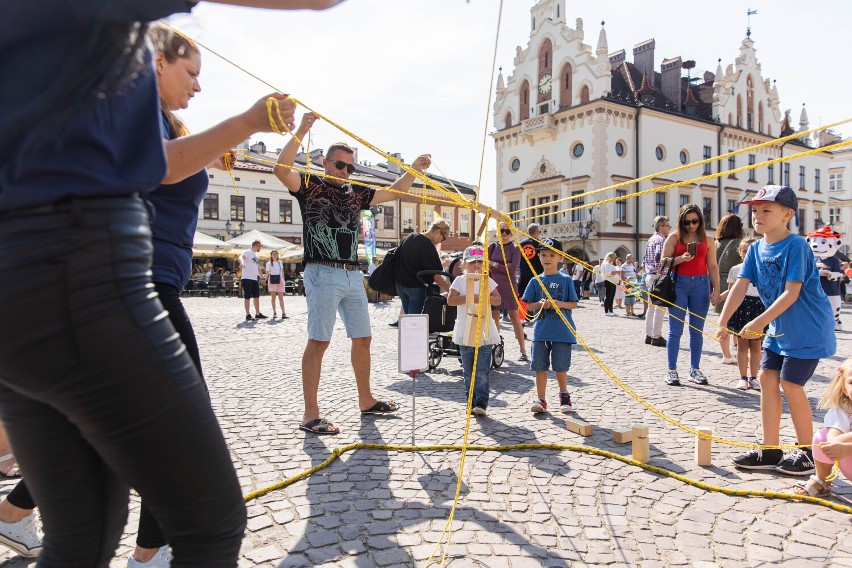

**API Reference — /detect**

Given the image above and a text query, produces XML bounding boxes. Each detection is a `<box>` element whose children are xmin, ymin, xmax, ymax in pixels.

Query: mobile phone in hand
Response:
<box><xmin>687</xmin><ymin>242</ymin><xmax>697</xmax><ymax>256</ymax></box>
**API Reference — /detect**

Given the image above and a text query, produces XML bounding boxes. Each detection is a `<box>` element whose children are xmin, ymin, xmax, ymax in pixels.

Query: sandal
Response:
<box><xmin>793</xmin><ymin>475</ymin><xmax>831</xmax><ymax>497</ymax></box>
<box><xmin>360</xmin><ymin>401</ymin><xmax>398</xmax><ymax>415</ymax></box>
<box><xmin>0</xmin><ymin>453</ymin><xmax>21</xmax><ymax>478</ymax></box>
<box><xmin>299</xmin><ymin>418</ymin><xmax>340</xmax><ymax>435</ymax></box>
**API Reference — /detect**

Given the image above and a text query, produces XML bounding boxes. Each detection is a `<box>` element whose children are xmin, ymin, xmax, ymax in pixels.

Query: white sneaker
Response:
<box><xmin>721</xmin><ymin>357</ymin><xmax>736</xmax><ymax>365</ymax></box>
<box><xmin>127</xmin><ymin>546</ymin><xmax>172</xmax><ymax>568</ymax></box>
<box><xmin>748</xmin><ymin>377</ymin><xmax>761</xmax><ymax>391</ymax></box>
<box><xmin>0</xmin><ymin>512</ymin><xmax>42</xmax><ymax>558</ymax></box>
<box><xmin>736</xmin><ymin>378</ymin><xmax>749</xmax><ymax>390</ymax></box>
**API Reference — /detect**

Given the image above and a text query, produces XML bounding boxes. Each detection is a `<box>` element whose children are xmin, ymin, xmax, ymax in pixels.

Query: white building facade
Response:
<box><xmin>493</xmin><ymin>0</ymin><xmax>849</xmax><ymax>262</ymax></box>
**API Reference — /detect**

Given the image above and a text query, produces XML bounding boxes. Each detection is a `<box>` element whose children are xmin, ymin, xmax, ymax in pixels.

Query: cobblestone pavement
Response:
<box><xmin>2</xmin><ymin>295</ymin><xmax>851</xmax><ymax>567</ymax></box>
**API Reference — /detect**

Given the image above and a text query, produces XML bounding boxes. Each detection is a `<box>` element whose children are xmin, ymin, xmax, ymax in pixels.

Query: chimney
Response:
<box><xmin>633</xmin><ymin>39</ymin><xmax>656</xmax><ymax>85</ymax></box>
<box><xmin>660</xmin><ymin>57</ymin><xmax>682</xmax><ymax>109</ymax></box>
<box><xmin>387</xmin><ymin>152</ymin><xmax>404</xmax><ymax>175</ymax></box>
<box><xmin>608</xmin><ymin>49</ymin><xmax>625</xmax><ymax>68</ymax></box>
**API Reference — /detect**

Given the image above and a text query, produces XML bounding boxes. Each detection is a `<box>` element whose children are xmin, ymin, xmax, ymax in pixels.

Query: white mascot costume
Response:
<box><xmin>806</xmin><ymin>225</ymin><xmax>844</xmax><ymax>331</ymax></box>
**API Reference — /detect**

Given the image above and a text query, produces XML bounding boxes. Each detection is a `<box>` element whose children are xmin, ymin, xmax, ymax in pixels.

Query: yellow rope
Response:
<box><xmin>243</xmin><ymin>443</ymin><xmax>852</xmax><ymax>514</ymax></box>
<box><xmin>511</xmin><ymin>117</ymin><xmax>852</xmax><ymax>218</ymax></box>
<box><xmin>517</xmin><ymin>138</ymin><xmax>852</xmax><ymax>223</ymax></box>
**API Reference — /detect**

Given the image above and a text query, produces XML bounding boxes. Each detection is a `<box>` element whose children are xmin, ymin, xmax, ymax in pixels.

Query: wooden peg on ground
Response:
<box><xmin>565</xmin><ymin>417</ymin><xmax>593</xmax><ymax>436</ymax></box>
<box><xmin>695</xmin><ymin>426</ymin><xmax>712</xmax><ymax>466</ymax></box>
<box><xmin>612</xmin><ymin>427</ymin><xmax>633</xmax><ymax>444</ymax></box>
<box><xmin>631</xmin><ymin>424</ymin><xmax>650</xmax><ymax>463</ymax></box>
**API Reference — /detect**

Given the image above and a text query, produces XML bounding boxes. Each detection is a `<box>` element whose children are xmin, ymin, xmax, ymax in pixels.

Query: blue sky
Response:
<box><xmin>172</xmin><ymin>0</ymin><xmax>851</xmax><ymax>207</ymax></box>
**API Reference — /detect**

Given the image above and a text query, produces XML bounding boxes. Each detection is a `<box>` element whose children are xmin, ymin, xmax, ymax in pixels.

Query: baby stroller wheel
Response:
<box><xmin>428</xmin><ymin>340</ymin><xmax>443</xmax><ymax>370</ymax></box>
<box><xmin>491</xmin><ymin>339</ymin><xmax>505</xmax><ymax>368</ymax></box>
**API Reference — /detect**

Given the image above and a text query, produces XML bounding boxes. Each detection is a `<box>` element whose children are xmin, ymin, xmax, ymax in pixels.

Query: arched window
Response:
<box><xmin>520</xmin><ymin>80</ymin><xmax>530</xmax><ymax>121</ymax></box>
<box><xmin>746</xmin><ymin>75</ymin><xmax>754</xmax><ymax>130</ymax></box>
<box><xmin>580</xmin><ymin>85</ymin><xmax>590</xmax><ymax>104</ymax></box>
<box><xmin>758</xmin><ymin>101</ymin><xmax>764</xmax><ymax>134</ymax></box>
<box><xmin>736</xmin><ymin>94</ymin><xmax>743</xmax><ymax>128</ymax></box>
<box><xmin>537</xmin><ymin>39</ymin><xmax>553</xmax><ymax>104</ymax></box>
<box><xmin>504</xmin><ymin>111</ymin><xmax>513</xmax><ymax>129</ymax></box>
<box><xmin>559</xmin><ymin>62</ymin><xmax>573</xmax><ymax>109</ymax></box>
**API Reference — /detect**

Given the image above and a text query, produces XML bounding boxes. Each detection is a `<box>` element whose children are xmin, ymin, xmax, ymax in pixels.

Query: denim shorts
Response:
<box><xmin>304</xmin><ymin>263</ymin><xmax>371</xmax><ymax>341</ymax></box>
<box><xmin>531</xmin><ymin>341</ymin><xmax>573</xmax><ymax>372</ymax></box>
<box><xmin>760</xmin><ymin>348</ymin><xmax>820</xmax><ymax>386</ymax></box>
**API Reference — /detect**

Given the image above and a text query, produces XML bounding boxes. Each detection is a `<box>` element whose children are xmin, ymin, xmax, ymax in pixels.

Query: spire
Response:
<box><xmin>638</xmin><ymin>69</ymin><xmax>654</xmax><ymax>95</ymax></box>
<box><xmin>496</xmin><ymin>66</ymin><xmax>505</xmax><ymax>90</ymax></box>
<box><xmin>715</xmin><ymin>58</ymin><xmax>723</xmax><ymax>82</ymax></box>
<box><xmin>799</xmin><ymin>103</ymin><xmax>809</xmax><ymax>132</ymax></box>
<box><xmin>596</xmin><ymin>20</ymin><xmax>608</xmax><ymax>55</ymax></box>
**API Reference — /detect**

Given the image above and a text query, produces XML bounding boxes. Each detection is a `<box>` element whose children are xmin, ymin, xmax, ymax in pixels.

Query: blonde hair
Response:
<box><xmin>148</xmin><ymin>24</ymin><xmax>199</xmax><ymax>138</ymax></box>
<box><xmin>604</xmin><ymin>252</ymin><xmax>617</xmax><ymax>263</ymax></box>
<box><xmin>819</xmin><ymin>359</ymin><xmax>852</xmax><ymax>412</ymax></box>
<box><xmin>429</xmin><ymin>218</ymin><xmax>450</xmax><ymax>234</ymax></box>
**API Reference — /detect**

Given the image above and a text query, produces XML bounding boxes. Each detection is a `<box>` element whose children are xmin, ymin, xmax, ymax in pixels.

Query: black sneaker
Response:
<box><xmin>651</xmin><ymin>337</ymin><xmax>667</xmax><ymax>347</ymax></box>
<box><xmin>732</xmin><ymin>448</ymin><xmax>784</xmax><ymax>470</ymax></box>
<box><xmin>645</xmin><ymin>335</ymin><xmax>653</xmax><ymax>345</ymax></box>
<box><xmin>775</xmin><ymin>448</ymin><xmax>816</xmax><ymax>476</ymax></box>
<box><xmin>255</xmin><ymin>313</ymin><xmax>268</xmax><ymax>319</ymax></box>
<box><xmin>245</xmin><ymin>315</ymin><xmax>254</xmax><ymax>321</ymax></box>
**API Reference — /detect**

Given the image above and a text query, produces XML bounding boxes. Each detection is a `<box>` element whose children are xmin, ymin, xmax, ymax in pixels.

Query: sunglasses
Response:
<box><xmin>332</xmin><ymin>160</ymin><xmax>356</xmax><ymax>174</ymax></box>
<box><xmin>500</xmin><ymin>229</ymin><xmax>512</xmax><ymax>235</ymax></box>
<box><xmin>683</xmin><ymin>218</ymin><xmax>701</xmax><ymax>226</ymax></box>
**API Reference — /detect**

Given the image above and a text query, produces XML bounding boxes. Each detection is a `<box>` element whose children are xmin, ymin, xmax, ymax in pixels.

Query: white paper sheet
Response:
<box><xmin>398</xmin><ymin>314</ymin><xmax>429</xmax><ymax>373</ymax></box>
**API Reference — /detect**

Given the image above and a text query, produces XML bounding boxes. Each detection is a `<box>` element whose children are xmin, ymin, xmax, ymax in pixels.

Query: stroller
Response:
<box><xmin>415</xmin><ymin>270</ymin><xmax>505</xmax><ymax>371</ymax></box>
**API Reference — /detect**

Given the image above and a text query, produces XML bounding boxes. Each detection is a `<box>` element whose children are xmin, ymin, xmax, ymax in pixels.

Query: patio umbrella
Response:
<box><xmin>193</xmin><ymin>231</ymin><xmax>232</xmax><ymax>251</ymax></box>
<box><xmin>225</xmin><ymin>229</ymin><xmax>298</xmax><ymax>252</ymax></box>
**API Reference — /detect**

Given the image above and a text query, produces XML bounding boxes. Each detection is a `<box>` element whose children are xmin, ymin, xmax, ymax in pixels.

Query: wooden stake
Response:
<box><xmin>565</xmin><ymin>417</ymin><xmax>592</xmax><ymax>436</ymax></box>
<box><xmin>695</xmin><ymin>426</ymin><xmax>712</xmax><ymax>466</ymax></box>
<box><xmin>612</xmin><ymin>427</ymin><xmax>633</xmax><ymax>444</ymax></box>
<box><xmin>632</xmin><ymin>424</ymin><xmax>650</xmax><ymax>463</ymax></box>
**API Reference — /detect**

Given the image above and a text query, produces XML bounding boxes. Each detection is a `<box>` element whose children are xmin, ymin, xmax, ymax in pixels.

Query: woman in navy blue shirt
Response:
<box><xmin>0</xmin><ymin>2</ymin><xmax>338</xmax><ymax>566</ymax></box>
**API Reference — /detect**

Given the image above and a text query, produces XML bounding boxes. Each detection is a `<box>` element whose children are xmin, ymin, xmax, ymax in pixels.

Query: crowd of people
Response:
<box><xmin>0</xmin><ymin>1</ymin><xmax>847</xmax><ymax>565</ymax></box>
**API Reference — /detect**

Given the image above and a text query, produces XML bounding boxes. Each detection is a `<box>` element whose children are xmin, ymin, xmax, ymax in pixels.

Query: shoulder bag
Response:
<box><xmin>368</xmin><ymin>248</ymin><xmax>398</xmax><ymax>296</ymax></box>
<box><xmin>648</xmin><ymin>257</ymin><xmax>679</xmax><ymax>306</ymax></box>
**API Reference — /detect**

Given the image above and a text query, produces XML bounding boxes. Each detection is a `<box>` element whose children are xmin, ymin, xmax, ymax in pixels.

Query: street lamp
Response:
<box><xmin>238</xmin><ymin>221</ymin><xmax>245</xmax><ymax>235</ymax></box>
<box><xmin>225</xmin><ymin>219</ymin><xmax>232</xmax><ymax>237</ymax></box>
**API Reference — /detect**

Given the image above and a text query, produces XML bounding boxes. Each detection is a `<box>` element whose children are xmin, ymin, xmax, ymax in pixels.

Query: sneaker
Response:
<box><xmin>518</xmin><ymin>354</ymin><xmax>529</xmax><ymax>362</ymax></box>
<box><xmin>748</xmin><ymin>377</ymin><xmax>761</xmax><ymax>391</ymax></box>
<box><xmin>645</xmin><ymin>335</ymin><xmax>653</xmax><ymax>345</ymax></box>
<box><xmin>255</xmin><ymin>313</ymin><xmax>268</xmax><ymax>319</ymax></box>
<box><xmin>0</xmin><ymin>513</ymin><xmax>43</xmax><ymax>558</ymax></box>
<box><xmin>559</xmin><ymin>392</ymin><xmax>574</xmax><ymax>413</ymax></box>
<box><xmin>688</xmin><ymin>368</ymin><xmax>709</xmax><ymax>385</ymax></box>
<box><xmin>733</xmin><ymin>448</ymin><xmax>783</xmax><ymax>470</ymax></box>
<box><xmin>736</xmin><ymin>378</ymin><xmax>749</xmax><ymax>390</ymax></box>
<box><xmin>665</xmin><ymin>370</ymin><xmax>680</xmax><ymax>386</ymax></box>
<box><xmin>531</xmin><ymin>398</ymin><xmax>548</xmax><ymax>413</ymax></box>
<box><xmin>245</xmin><ymin>314</ymin><xmax>253</xmax><ymax>321</ymax></box>
<box><xmin>775</xmin><ymin>448</ymin><xmax>816</xmax><ymax>476</ymax></box>
<box><xmin>721</xmin><ymin>357</ymin><xmax>736</xmax><ymax>365</ymax></box>
<box><xmin>651</xmin><ymin>337</ymin><xmax>667</xmax><ymax>347</ymax></box>
<box><xmin>472</xmin><ymin>404</ymin><xmax>487</xmax><ymax>416</ymax></box>
<box><xmin>127</xmin><ymin>546</ymin><xmax>171</xmax><ymax>568</ymax></box>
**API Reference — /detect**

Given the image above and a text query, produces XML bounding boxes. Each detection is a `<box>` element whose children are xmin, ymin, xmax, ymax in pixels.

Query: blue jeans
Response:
<box><xmin>459</xmin><ymin>345</ymin><xmax>492</xmax><ymax>408</ymax></box>
<box><xmin>396</xmin><ymin>283</ymin><xmax>427</xmax><ymax>315</ymax></box>
<box><xmin>667</xmin><ymin>274</ymin><xmax>710</xmax><ymax>370</ymax></box>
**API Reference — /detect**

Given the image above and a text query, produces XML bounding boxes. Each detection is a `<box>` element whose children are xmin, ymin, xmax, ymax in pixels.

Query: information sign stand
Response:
<box><xmin>398</xmin><ymin>314</ymin><xmax>429</xmax><ymax>445</ymax></box>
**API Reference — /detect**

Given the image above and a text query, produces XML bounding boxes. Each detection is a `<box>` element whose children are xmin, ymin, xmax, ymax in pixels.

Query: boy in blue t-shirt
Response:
<box><xmin>718</xmin><ymin>185</ymin><xmax>836</xmax><ymax>475</ymax></box>
<box><xmin>521</xmin><ymin>238</ymin><xmax>580</xmax><ymax>414</ymax></box>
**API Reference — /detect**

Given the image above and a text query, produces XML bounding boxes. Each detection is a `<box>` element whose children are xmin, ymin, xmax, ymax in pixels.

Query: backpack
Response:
<box><xmin>367</xmin><ymin>248</ymin><xmax>398</xmax><ymax>296</ymax></box>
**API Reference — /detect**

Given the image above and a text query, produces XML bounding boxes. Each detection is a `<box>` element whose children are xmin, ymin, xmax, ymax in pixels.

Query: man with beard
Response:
<box><xmin>274</xmin><ymin>112</ymin><xmax>431</xmax><ymax>435</ymax></box>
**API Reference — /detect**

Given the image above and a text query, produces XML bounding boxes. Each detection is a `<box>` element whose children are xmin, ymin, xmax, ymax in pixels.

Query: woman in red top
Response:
<box><xmin>661</xmin><ymin>204</ymin><xmax>721</xmax><ymax>386</ymax></box>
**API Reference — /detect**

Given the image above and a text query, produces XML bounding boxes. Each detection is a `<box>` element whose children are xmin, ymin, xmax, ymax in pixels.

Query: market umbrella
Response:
<box><xmin>225</xmin><ymin>229</ymin><xmax>298</xmax><ymax>252</ymax></box>
<box><xmin>192</xmin><ymin>231</ymin><xmax>232</xmax><ymax>251</ymax></box>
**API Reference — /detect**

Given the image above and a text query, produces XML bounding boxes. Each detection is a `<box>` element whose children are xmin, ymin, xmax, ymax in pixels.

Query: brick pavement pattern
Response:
<box><xmin>2</xmin><ymin>296</ymin><xmax>851</xmax><ymax>567</ymax></box>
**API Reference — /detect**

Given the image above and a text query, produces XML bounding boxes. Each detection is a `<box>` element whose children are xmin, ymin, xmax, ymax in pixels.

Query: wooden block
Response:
<box><xmin>565</xmin><ymin>417</ymin><xmax>593</xmax><ymax>436</ymax></box>
<box><xmin>631</xmin><ymin>424</ymin><xmax>650</xmax><ymax>463</ymax></box>
<box><xmin>612</xmin><ymin>428</ymin><xmax>633</xmax><ymax>444</ymax></box>
<box><xmin>695</xmin><ymin>426</ymin><xmax>712</xmax><ymax>466</ymax></box>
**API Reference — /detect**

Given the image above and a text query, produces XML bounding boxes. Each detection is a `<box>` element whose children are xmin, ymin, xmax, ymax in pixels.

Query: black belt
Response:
<box><xmin>0</xmin><ymin>194</ymin><xmax>141</xmax><ymax>218</ymax></box>
<box><xmin>309</xmin><ymin>260</ymin><xmax>362</xmax><ymax>271</ymax></box>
